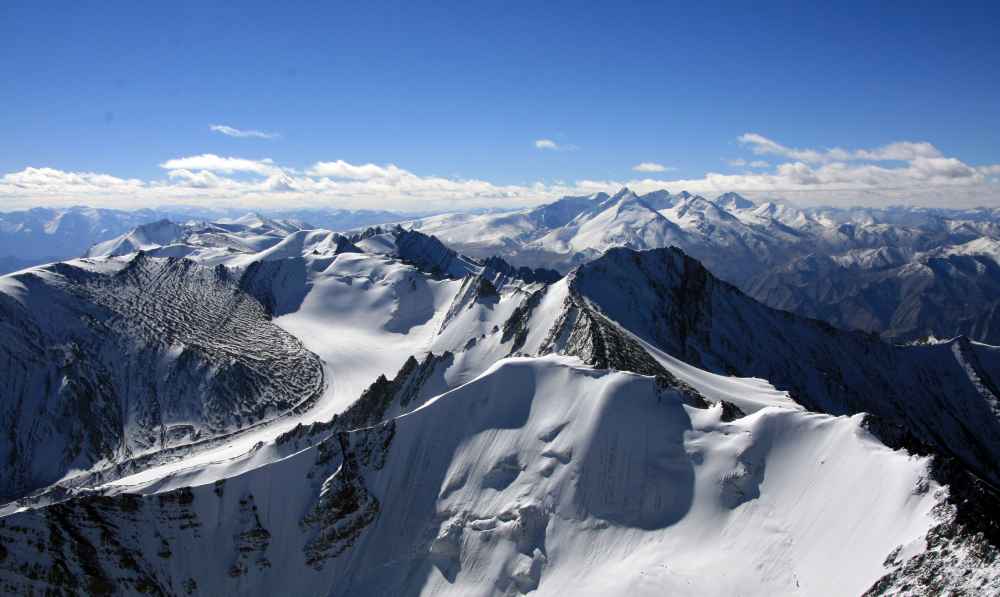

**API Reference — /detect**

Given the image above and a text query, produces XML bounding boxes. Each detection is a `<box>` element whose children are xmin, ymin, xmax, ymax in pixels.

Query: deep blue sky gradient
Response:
<box><xmin>3</xmin><ymin>0</ymin><xmax>999</xmax><ymax>183</ymax></box>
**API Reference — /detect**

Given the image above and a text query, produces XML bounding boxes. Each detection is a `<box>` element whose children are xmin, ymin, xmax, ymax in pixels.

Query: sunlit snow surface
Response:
<box><xmin>71</xmin><ymin>254</ymin><xmax>937</xmax><ymax>594</ymax></box>
<box><xmin>27</xmin><ymin>356</ymin><xmax>939</xmax><ymax>596</ymax></box>
<box><xmin>96</xmin><ymin>251</ymin><xmax>461</xmax><ymax>490</ymax></box>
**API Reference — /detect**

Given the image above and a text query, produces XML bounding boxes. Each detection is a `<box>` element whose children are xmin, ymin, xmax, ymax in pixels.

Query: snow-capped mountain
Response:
<box><xmin>0</xmin><ymin>207</ymin><xmax>184</xmax><ymax>274</ymax></box>
<box><xmin>405</xmin><ymin>188</ymin><xmax>1000</xmax><ymax>345</ymax></box>
<box><xmin>7</xmin><ymin>193</ymin><xmax>1000</xmax><ymax>346</ymax></box>
<box><xmin>566</xmin><ymin>247</ymin><xmax>1000</xmax><ymax>485</ymax></box>
<box><xmin>404</xmin><ymin>188</ymin><xmax>804</xmax><ymax>281</ymax></box>
<box><xmin>86</xmin><ymin>216</ymin><xmax>312</xmax><ymax>260</ymax></box>
<box><xmin>0</xmin><ymin>218</ymin><xmax>998</xmax><ymax>595</ymax></box>
<box><xmin>0</xmin><ymin>206</ymin><xmax>418</xmax><ymax>275</ymax></box>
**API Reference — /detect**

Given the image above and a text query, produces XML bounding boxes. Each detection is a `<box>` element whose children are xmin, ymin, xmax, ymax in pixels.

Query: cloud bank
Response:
<box><xmin>2</xmin><ymin>134</ymin><xmax>999</xmax><ymax>211</ymax></box>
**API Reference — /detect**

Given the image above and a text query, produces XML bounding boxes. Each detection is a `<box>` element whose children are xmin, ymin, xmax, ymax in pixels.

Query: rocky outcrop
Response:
<box><xmin>538</xmin><ymin>287</ymin><xmax>709</xmax><ymax>408</ymax></box>
<box><xmin>481</xmin><ymin>255</ymin><xmax>561</xmax><ymax>285</ymax></box>
<box><xmin>301</xmin><ymin>425</ymin><xmax>392</xmax><ymax>570</ymax></box>
<box><xmin>277</xmin><ymin>352</ymin><xmax>452</xmax><ymax>449</ymax></box>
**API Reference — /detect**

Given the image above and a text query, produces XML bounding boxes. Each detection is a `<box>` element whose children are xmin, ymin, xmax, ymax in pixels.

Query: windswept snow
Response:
<box><xmin>274</xmin><ymin>251</ymin><xmax>459</xmax><ymax>417</ymax></box>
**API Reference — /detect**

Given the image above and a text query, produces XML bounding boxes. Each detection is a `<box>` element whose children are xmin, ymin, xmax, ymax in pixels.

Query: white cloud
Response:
<box><xmin>209</xmin><ymin>124</ymin><xmax>279</xmax><ymax>139</ymax></box>
<box><xmin>854</xmin><ymin>141</ymin><xmax>942</xmax><ymax>161</ymax></box>
<box><xmin>632</xmin><ymin>162</ymin><xmax>672</xmax><ymax>173</ymax></box>
<box><xmin>534</xmin><ymin>139</ymin><xmax>578</xmax><ymax>151</ymax></box>
<box><xmin>306</xmin><ymin>160</ymin><xmax>409</xmax><ymax>180</ymax></box>
<box><xmin>166</xmin><ymin>169</ymin><xmax>226</xmax><ymax>189</ymax></box>
<box><xmin>738</xmin><ymin>133</ymin><xmax>943</xmax><ymax>164</ymax></box>
<box><xmin>1</xmin><ymin>167</ymin><xmax>145</xmax><ymax>192</ymax></box>
<box><xmin>727</xmin><ymin>158</ymin><xmax>747</xmax><ymax>167</ymax></box>
<box><xmin>159</xmin><ymin>154</ymin><xmax>280</xmax><ymax>175</ymax></box>
<box><xmin>3</xmin><ymin>134</ymin><xmax>1000</xmax><ymax>211</ymax></box>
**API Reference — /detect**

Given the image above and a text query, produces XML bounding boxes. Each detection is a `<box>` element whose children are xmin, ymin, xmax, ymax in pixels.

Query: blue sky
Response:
<box><xmin>2</xmin><ymin>0</ymin><xmax>999</xmax><ymax>210</ymax></box>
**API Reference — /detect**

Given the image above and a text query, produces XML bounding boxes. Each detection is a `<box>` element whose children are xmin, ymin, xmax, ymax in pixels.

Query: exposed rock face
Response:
<box><xmin>391</xmin><ymin>227</ymin><xmax>479</xmax><ymax>279</ymax></box>
<box><xmin>538</xmin><ymin>289</ymin><xmax>709</xmax><ymax>408</ymax></box>
<box><xmin>0</xmin><ymin>254</ymin><xmax>324</xmax><ymax>499</ymax></box>
<box><xmin>481</xmin><ymin>255</ymin><xmax>562</xmax><ymax>285</ymax></box>
<box><xmin>277</xmin><ymin>352</ymin><xmax>453</xmax><ymax>449</ymax></box>
<box><xmin>230</xmin><ymin>493</ymin><xmax>273</xmax><ymax>578</ymax></box>
<box><xmin>0</xmin><ymin>490</ymin><xmax>194</xmax><ymax>595</ymax></box>
<box><xmin>0</xmin><ymin>418</ymin><xmax>396</xmax><ymax>595</ymax></box>
<box><xmin>865</xmin><ymin>459</ymin><xmax>1000</xmax><ymax>596</ymax></box>
<box><xmin>501</xmin><ymin>287</ymin><xmax>548</xmax><ymax>354</ymax></box>
<box><xmin>301</xmin><ymin>426</ymin><xmax>392</xmax><ymax>570</ymax></box>
<box><xmin>354</xmin><ymin>225</ymin><xmax>562</xmax><ymax>286</ymax></box>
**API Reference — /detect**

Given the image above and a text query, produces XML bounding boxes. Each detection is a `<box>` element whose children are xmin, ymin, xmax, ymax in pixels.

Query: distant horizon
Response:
<box><xmin>4</xmin><ymin>185</ymin><xmax>1000</xmax><ymax>217</ymax></box>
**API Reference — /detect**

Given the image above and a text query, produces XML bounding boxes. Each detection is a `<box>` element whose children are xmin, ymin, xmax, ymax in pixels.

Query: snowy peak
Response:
<box><xmin>526</xmin><ymin>193</ymin><xmax>606</xmax><ymax>229</ymax></box>
<box><xmin>396</xmin><ymin>188</ymin><xmax>822</xmax><ymax>285</ymax></box>
<box><xmin>87</xmin><ymin>218</ymin><xmax>188</xmax><ymax>256</ymax></box>
<box><xmin>664</xmin><ymin>193</ymin><xmax>738</xmax><ymax>223</ymax></box>
<box><xmin>86</xmin><ymin>216</ymin><xmax>311</xmax><ymax>261</ymax></box>
<box><xmin>391</xmin><ymin>227</ymin><xmax>481</xmax><ymax>278</ymax></box>
<box><xmin>634</xmin><ymin>189</ymin><xmax>677</xmax><ymax>210</ymax></box>
<box><xmin>224</xmin><ymin>212</ymin><xmax>310</xmax><ymax>234</ymax></box>
<box><xmin>608</xmin><ymin>186</ymin><xmax>637</xmax><ymax>203</ymax></box>
<box><xmin>751</xmin><ymin>200</ymin><xmax>813</xmax><ymax>227</ymax></box>
<box><xmin>714</xmin><ymin>191</ymin><xmax>755</xmax><ymax>211</ymax></box>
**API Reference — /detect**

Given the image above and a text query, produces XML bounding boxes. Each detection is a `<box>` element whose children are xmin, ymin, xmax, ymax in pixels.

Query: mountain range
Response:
<box><xmin>7</xmin><ymin>190</ymin><xmax>1000</xmax><ymax>347</ymax></box>
<box><xmin>406</xmin><ymin>188</ymin><xmax>1000</xmax><ymax>344</ymax></box>
<box><xmin>0</xmin><ymin>206</ymin><xmax>418</xmax><ymax>275</ymax></box>
<box><xmin>0</xmin><ymin>210</ymin><xmax>998</xmax><ymax>595</ymax></box>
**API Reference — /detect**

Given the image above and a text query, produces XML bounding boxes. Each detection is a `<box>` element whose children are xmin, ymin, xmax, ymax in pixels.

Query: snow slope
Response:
<box><xmin>0</xmin><ymin>356</ymin><xmax>963</xmax><ymax>596</ymax></box>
